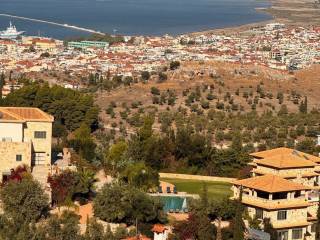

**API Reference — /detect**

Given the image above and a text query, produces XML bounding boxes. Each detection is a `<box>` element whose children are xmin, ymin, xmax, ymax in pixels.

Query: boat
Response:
<box><xmin>0</xmin><ymin>22</ymin><xmax>25</xmax><ymax>39</ymax></box>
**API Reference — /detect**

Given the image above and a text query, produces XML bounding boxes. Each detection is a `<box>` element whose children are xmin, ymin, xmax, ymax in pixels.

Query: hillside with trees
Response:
<box><xmin>3</xmin><ymin>62</ymin><xmax>320</xmax><ymax>178</ymax></box>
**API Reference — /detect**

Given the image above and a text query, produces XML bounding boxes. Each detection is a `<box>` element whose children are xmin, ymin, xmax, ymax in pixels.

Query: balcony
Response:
<box><xmin>307</xmin><ymin>191</ymin><xmax>319</xmax><ymax>202</ymax></box>
<box><xmin>241</xmin><ymin>194</ymin><xmax>312</xmax><ymax>210</ymax></box>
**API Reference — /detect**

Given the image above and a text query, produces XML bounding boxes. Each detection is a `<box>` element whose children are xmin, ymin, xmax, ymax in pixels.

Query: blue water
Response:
<box><xmin>0</xmin><ymin>0</ymin><xmax>272</xmax><ymax>39</ymax></box>
<box><xmin>160</xmin><ymin>196</ymin><xmax>188</xmax><ymax>213</ymax></box>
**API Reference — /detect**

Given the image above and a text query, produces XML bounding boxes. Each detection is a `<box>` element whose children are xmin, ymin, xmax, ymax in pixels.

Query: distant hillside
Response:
<box><xmin>96</xmin><ymin>61</ymin><xmax>320</xmax><ymax>121</ymax></box>
<box><xmin>95</xmin><ymin>61</ymin><xmax>320</xmax><ymax>152</ymax></box>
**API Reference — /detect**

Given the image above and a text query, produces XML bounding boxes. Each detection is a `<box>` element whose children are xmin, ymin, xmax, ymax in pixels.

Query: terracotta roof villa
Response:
<box><xmin>233</xmin><ymin>174</ymin><xmax>310</xmax><ymax>193</ymax></box>
<box><xmin>0</xmin><ymin>107</ymin><xmax>54</xmax><ymax>122</ymax></box>
<box><xmin>233</xmin><ymin>147</ymin><xmax>320</xmax><ymax>240</ymax></box>
<box><xmin>0</xmin><ymin>107</ymin><xmax>53</xmax><ymax>182</ymax></box>
<box><xmin>254</xmin><ymin>154</ymin><xmax>317</xmax><ymax>169</ymax></box>
<box><xmin>249</xmin><ymin>147</ymin><xmax>320</xmax><ymax>188</ymax></box>
<box><xmin>251</xmin><ymin>147</ymin><xmax>320</xmax><ymax>164</ymax></box>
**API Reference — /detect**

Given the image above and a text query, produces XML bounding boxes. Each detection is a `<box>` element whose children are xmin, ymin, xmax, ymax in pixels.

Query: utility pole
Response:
<box><xmin>216</xmin><ymin>217</ymin><xmax>222</xmax><ymax>240</ymax></box>
<box><xmin>136</xmin><ymin>218</ymin><xmax>139</xmax><ymax>239</ymax></box>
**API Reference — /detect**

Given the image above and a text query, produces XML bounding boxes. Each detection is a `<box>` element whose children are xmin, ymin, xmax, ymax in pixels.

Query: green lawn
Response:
<box><xmin>160</xmin><ymin>178</ymin><xmax>232</xmax><ymax>201</ymax></box>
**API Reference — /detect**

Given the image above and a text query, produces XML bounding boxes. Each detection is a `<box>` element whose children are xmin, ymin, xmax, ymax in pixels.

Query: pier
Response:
<box><xmin>0</xmin><ymin>13</ymin><xmax>105</xmax><ymax>35</ymax></box>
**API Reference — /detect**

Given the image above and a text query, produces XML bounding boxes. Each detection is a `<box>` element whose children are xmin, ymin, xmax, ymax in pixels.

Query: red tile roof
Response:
<box><xmin>151</xmin><ymin>224</ymin><xmax>167</xmax><ymax>233</ymax></box>
<box><xmin>233</xmin><ymin>174</ymin><xmax>310</xmax><ymax>193</ymax></box>
<box><xmin>0</xmin><ymin>107</ymin><xmax>54</xmax><ymax>122</ymax></box>
<box><xmin>251</xmin><ymin>147</ymin><xmax>320</xmax><ymax>165</ymax></box>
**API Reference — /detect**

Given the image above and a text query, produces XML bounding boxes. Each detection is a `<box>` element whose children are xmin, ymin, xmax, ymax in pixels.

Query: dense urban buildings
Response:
<box><xmin>0</xmin><ymin>24</ymin><xmax>320</xmax><ymax>83</ymax></box>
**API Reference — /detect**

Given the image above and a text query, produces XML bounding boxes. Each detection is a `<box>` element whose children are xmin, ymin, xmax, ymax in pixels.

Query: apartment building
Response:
<box><xmin>232</xmin><ymin>147</ymin><xmax>320</xmax><ymax>240</ymax></box>
<box><xmin>0</xmin><ymin>107</ymin><xmax>54</xmax><ymax>181</ymax></box>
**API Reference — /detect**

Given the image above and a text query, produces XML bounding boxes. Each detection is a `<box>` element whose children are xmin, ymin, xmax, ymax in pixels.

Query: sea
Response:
<box><xmin>0</xmin><ymin>0</ymin><xmax>272</xmax><ymax>39</ymax></box>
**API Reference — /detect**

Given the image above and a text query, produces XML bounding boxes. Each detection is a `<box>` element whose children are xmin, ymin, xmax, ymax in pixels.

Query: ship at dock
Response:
<box><xmin>0</xmin><ymin>22</ymin><xmax>24</xmax><ymax>39</ymax></box>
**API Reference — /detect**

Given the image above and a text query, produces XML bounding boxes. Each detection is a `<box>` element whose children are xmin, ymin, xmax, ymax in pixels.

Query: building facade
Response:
<box><xmin>232</xmin><ymin>147</ymin><xmax>320</xmax><ymax>240</ymax></box>
<box><xmin>68</xmin><ymin>41</ymin><xmax>109</xmax><ymax>50</ymax></box>
<box><xmin>0</xmin><ymin>107</ymin><xmax>54</xmax><ymax>180</ymax></box>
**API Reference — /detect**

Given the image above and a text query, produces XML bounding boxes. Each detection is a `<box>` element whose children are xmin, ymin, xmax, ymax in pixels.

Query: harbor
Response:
<box><xmin>0</xmin><ymin>13</ymin><xmax>105</xmax><ymax>36</ymax></box>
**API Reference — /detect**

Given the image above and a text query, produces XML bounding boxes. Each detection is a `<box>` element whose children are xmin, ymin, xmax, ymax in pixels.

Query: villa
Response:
<box><xmin>250</xmin><ymin>147</ymin><xmax>320</xmax><ymax>187</ymax></box>
<box><xmin>0</xmin><ymin>107</ymin><xmax>54</xmax><ymax>181</ymax></box>
<box><xmin>232</xmin><ymin>147</ymin><xmax>320</xmax><ymax>240</ymax></box>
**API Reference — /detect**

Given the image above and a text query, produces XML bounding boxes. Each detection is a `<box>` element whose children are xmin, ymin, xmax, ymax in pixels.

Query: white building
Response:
<box><xmin>151</xmin><ymin>224</ymin><xmax>169</xmax><ymax>240</ymax></box>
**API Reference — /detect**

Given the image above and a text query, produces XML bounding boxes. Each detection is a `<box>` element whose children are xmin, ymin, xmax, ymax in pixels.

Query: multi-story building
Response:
<box><xmin>250</xmin><ymin>147</ymin><xmax>320</xmax><ymax>187</ymax></box>
<box><xmin>67</xmin><ymin>41</ymin><xmax>109</xmax><ymax>50</ymax></box>
<box><xmin>0</xmin><ymin>107</ymin><xmax>54</xmax><ymax>181</ymax></box>
<box><xmin>232</xmin><ymin>147</ymin><xmax>320</xmax><ymax>240</ymax></box>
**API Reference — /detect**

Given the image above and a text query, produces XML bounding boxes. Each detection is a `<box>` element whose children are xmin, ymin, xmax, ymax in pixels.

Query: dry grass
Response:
<box><xmin>95</xmin><ymin>61</ymin><xmax>320</xmax><ymax>129</ymax></box>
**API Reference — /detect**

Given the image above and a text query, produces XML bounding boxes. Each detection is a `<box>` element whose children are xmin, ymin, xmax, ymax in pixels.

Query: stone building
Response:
<box><xmin>232</xmin><ymin>147</ymin><xmax>320</xmax><ymax>240</ymax></box>
<box><xmin>250</xmin><ymin>147</ymin><xmax>320</xmax><ymax>187</ymax></box>
<box><xmin>0</xmin><ymin>107</ymin><xmax>53</xmax><ymax>180</ymax></box>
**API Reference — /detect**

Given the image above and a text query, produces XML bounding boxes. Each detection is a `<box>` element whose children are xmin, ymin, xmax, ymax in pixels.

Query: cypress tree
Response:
<box><xmin>299</xmin><ymin>96</ymin><xmax>308</xmax><ymax>114</ymax></box>
<box><xmin>304</xmin><ymin>96</ymin><xmax>308</xmax><ymax>113</ymax></box>
<box><xmin>263</xmin><ymin>218</ymin><xmax>276</xmax><ymax>240</ymax></box>
<box><xmin>200</xmin><ymin>182</ymin><xmax>209</xmax><ymax>212</ymax></box>
<box><xmin>0</xmin><ymin>72</ymin><xmax>5</xmax><ymax>99</ymax></box>
<box><xmin>316</xmin><ymin>196</ymin><xmax>320</xmax><ymax>240</ymax></box>
<box><xmin>233</xmin><ymin>186</ymin><xmax>245</xmax><ymax>240</ymax></box>
<box><xmin>231</xmin><ymin>130</ymin><xmax>243</xmax><ymax>153</ymax></box>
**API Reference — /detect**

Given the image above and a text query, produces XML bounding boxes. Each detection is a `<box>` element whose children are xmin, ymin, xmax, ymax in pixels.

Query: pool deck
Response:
<box><xmin>149</xmin><ymin>192</ymin><xmax>200</xmax><ymax>199</ymax></box>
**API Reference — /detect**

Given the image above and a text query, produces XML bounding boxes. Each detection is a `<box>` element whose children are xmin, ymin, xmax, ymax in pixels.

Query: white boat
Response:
<box><xmin>0</xmin><ymin>22</ymin><xmax>24</xmax><ymax>39</ymax></box>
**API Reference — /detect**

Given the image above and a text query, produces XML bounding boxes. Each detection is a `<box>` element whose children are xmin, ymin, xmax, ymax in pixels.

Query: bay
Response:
<box><xmin>0</xmin><ymin>0</ymin><xmax>271</xmax><ymax>39</ymax></box>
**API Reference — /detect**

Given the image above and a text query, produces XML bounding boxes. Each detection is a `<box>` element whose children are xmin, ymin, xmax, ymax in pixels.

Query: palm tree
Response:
<box><xmin>76</xmin><ymin>168</ymin><xmax>96</xmax><ymax>197</ymax></box>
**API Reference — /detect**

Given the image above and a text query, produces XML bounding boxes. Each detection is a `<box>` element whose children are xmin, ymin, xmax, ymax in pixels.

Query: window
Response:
<box><xmin>33</xmin><ymin>152</ymin><xmax>46</xmax><ymax>165</ymax></box>
<box><xmin>311</xmin><ymin>223</ymin><xmax>317</xmax><ymax>233</ymax></box>
<box><xmin>277</xmin><ymin>231</ymin><xmax>288</xmax><ymax>240</ymax></box>
<box><xmin>257</xmin><ymin>190</ymin><xmax>269</xmax><ymax>199</ymax></box>
<box><xmin>292</xmin><ymin>228</ymin><xmax>303</xmax><ymax>239</ymax></box>
<box><xmin>256</xmin><ymin>208</ymin><xmax>263</xmax><ymax>219</ymax></box>
<box><xmin>2</xmin><ymin>137</ymin><xmax>12</xmax><ymax>142</ymax></box>
<box><xmin>273</xmin><ymin>192</ymin><xmax>288</xmax><ymax>200</ymax></box>
<box><xmin>34</xmin><ymin>131</ymin><xmax>46</xmax><ymax>139</ymax></box>
<box><xmin>277</xmin><ymin>210</ymin><xmax>287</xmax><ymax>220</ymax></box>
<box><xmin>16</xmin><ymin>154</ymin><xmax>22</xmax><ymax>162</ymax></box>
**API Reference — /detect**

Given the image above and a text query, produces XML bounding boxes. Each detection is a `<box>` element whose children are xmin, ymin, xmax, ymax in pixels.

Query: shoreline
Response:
<box><xmin>178</xmin><ymin>0</ymin><xmax>320</xmax><ymax>37</ymax></box>
<box><xmin>188</xmin><ymin>1</ymin><xmax>275</xmax><ymax>36</ymax></box>
<box><xmin>0</xmin><ymin>0</ymin><xmax>276</xmax><ymax>40</ymax></box>
<box><xmin>188</xmin><ymin>19</ymin><xmax>274</xmax><ymax>36</ymax></box>
<box><xmin>2</xmin><ymin>0</ymin><xmax>319</xmax><ymax>40</ymax></box>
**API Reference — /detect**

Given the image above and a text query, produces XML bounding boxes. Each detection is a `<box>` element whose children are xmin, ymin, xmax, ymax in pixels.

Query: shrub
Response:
<box><xmin>150</xmin><ymin>87</ymin><xmax>160</xmax><ymax>95</ymax></box>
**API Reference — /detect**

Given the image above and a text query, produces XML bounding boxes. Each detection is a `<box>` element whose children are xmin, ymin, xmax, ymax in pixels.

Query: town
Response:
<box><xmin>0</xmin><ymin>23</ymin><xmax>320</xmax><ymax>91</ymax></box>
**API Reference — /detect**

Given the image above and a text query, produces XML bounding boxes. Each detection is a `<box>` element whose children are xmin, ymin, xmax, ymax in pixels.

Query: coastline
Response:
<box><xmin>188</xmin><ymin>0</ymin><xmax>274</xmax><ymax>36</ymax></box>
<box><xmin>0</xmin><ymin>0</ymin><xmax>276</xmax><ymax>39</ymax></box>
<box><xmin>189</xmin><ymin>0</ymin><xmax>320</xmax><ymax>36</ymax></box>
<box><xmin>188</xmin><ymin>19</ymin><xmax>274</xmax><ymax>36</ymax></box>
<box><xmin>2</xmin><ymin>0</ymin><xmax>319</xmax><ymax>40</ymax></box>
